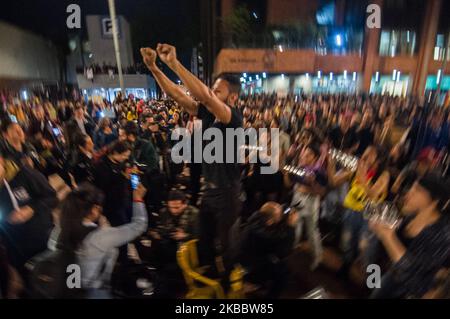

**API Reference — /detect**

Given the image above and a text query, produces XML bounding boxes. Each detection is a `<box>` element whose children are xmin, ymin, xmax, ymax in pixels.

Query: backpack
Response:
<box><xmin>26</xmin><ymin>227</ymin><xmax>96</xmax><ymax>299</ymax></box>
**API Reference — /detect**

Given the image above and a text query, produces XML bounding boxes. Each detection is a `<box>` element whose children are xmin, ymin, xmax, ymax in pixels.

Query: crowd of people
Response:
<box><xmin>1</xmin><ymin>44</ymin><xmax>450</xmax><ymax>299</ymax></box>
<box><xmin>77</xmin><ymin>62</ymin><xmax>148</xmax><ymax>80</ymax></box>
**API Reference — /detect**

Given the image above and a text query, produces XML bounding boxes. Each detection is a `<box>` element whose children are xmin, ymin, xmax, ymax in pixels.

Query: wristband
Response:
<box><xmin>133</xmin><ymin>199</ymin><xmax>145</xmax><ymax>203</ymax></box>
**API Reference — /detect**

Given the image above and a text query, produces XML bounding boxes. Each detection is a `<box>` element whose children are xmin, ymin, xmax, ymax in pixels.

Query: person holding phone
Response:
<box><xmin>93</xmin><ymin>140</ymin><xmax>132</xmax><ymax>228</ymax></box>
<box><xmin>48</xmin><ymin>182</ymin><xmax>148</xmax><ymax>298</ymax></box>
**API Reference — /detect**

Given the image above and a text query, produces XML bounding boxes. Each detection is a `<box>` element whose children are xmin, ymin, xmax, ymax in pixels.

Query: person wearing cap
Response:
<box><xmin>370</xmin><ymin>173</ymin><xmax>450</xmax><ymax>298</ymax></box>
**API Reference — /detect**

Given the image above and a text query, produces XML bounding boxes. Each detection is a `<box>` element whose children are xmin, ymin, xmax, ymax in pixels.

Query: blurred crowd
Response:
<box><xmin>0</xmin><ymin>87</ymin><xmax>449</xmax><ymax>299</ymax></box>
<box><xmin>77</xmin><ymin>61</ymin><xmax>148</xmax><ymax>79</ymax></box>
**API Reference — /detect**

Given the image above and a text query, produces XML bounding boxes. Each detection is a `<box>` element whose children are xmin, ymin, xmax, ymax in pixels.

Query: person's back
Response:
<box><xmin>239</xmin><ymin>210</ymin><xmax>294</xmax><ymax>268</ymax></box>
<box><xmin>93</xmin><ymin>156</ymin><xmax>130</xmax><ymax>226</ymax></box>
<box><xmin>133</xmin><ymin>137</ymin><xmax>158</xmax><ymax>171</ymax></box>
<box><xmin>235</xmin><ymin>202</ymin><xmax>296</xmax><ymax>298</ymax></box>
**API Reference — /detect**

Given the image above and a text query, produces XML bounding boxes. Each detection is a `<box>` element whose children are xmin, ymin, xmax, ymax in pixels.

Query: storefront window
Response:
<box><xmin>370</xmin><ymin>75</ymin><xmax>410</xmax><ymax>97</ymax></box>
<box><xmin>434</xmin><ymin>33</ymin><xmax>450</xmax><ymax>61</ymax></box>
<box><xmin>379</xmin><ymin>30</ymin><xmax>417</xmax><ymax>57</ymax></box>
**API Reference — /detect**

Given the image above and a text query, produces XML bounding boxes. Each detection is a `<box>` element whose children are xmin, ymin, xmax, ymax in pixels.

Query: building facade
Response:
<box><xmin>215</xmin><ymin>0</ymin><xmax>450</xmax><ymax>98</ymax></box>
<box><xmin>0</xmin><ymin>21</ymin><xmax>60</xmax><ymax>92</ymax></box>
<box><xmin>75</xmin><ymin>15</ymin><xmax>157</xmax><ymax>102</ymax></box>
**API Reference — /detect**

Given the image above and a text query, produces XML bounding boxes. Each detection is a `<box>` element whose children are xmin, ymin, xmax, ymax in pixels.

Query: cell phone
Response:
<box><xmin>9</xmin><ymin>114</ymin><xmax>18</xmax><ymax>123</ymax></box>
<box><xmin>283</xmin><ymin>207</ymin><xmax>292</xmax><ymax>215</ymax></box>
<box><xmin>284</xmin><ymin>200</ymin><xmax>303</xmax><ymax>215</ymax></box>
<box><xmin>52</xmin><ymin>127</ymin><xmax>61</xmax><ymax>137</ymax></box>
<box><xmin>131</xmin><ymin>174</ymin><xmax>140</xmax><ymax>190</ymax></box>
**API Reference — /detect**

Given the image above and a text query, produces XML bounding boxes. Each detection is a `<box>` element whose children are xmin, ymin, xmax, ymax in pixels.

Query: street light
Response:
<box><xmin>108</xmin><ymin>0</ymin><xmax>124</xmax><ymax>93</ymax></box>
<box><xmin>343</xmin><ymin>70</ymin><xmax>347</xmax><ymax>80</ymax></box>
<box><xmin>375</xmin><ymin>71</ymin><xmax>380</xmax><ymax>82</ymax></box>
<box><xmin>262</xmin><ymin>72</ymin><xmax>267</xmax><ymax>79</ymax></box>
<box><xmin>335</xmin><ymin>34</ymin><xmax>342</xmax><ymax>47</ymax></box>
<box><xmin>317</xmin><ymin>71</ymin><xmax>321</xmax><ymax>79</ymax></box>
<box><xmin>437</xmin><ymin>69</ymin><xmax>442</xmax><ymax>85</ymax></box>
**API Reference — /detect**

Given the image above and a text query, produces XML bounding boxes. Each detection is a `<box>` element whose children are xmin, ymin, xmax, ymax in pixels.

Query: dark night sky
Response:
<box><xmin>0</xmin><ymin>0</ymin><xmax>201</xmax><ymax>69</ymax></box>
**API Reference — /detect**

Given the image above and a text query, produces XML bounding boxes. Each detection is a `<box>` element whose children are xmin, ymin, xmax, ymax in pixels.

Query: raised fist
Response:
<box><xmin>156</xmin><ymin>43</ymin><xmax>177</xmax><ymax>67</ymax></box>
<box><xmin>140</xmin><ymin>47</ymin><xmax>157</xmax><ymax>70</ymax></box>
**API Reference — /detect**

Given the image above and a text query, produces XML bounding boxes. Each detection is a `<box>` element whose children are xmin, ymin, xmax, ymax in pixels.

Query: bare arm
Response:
<box><xmin>140</xmin><ymin>48</ymin><xmax>198</xmax><ymax>115</ymax></box>
<box><xmin>368</xmin><ymin>171</ymin><xmax>390</xmax><ymax>201</ymax></box>
<box><xmin>370</xmin><ymin>225</ymin><xmax>406</xmax><ymax>263</ymax></box>
<box><xmin>326</xmin><ymin>154</ymin><xmax>352</xmax><ymax>188</ymax></box>
<box><xmin>156</xmin><ymin>44</ymin><xmax>232</xmax><ymax>124</ymax></box>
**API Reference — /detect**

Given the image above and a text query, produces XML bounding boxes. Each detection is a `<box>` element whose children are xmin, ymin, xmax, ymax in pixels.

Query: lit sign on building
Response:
<box><xmin>101</xmin><ymin>17</ymin><xmax>121</xmax><ymax>38</ymax></box>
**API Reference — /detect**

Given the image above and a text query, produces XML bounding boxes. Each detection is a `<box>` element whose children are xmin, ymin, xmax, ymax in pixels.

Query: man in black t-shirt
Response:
<box><xmin>141</xmin><ymin>44</ymin><xmax>243</xmax><ymax>279</ymax></box>
<box><xmin>328</xmin><ymin>112</ymin><xmax>359</xmax><ymax>153</ymax></box>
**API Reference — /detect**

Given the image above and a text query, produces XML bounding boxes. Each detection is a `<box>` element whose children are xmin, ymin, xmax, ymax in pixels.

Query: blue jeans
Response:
<box><xmin>341</xmin><ymin>209</ymin><xmax>380</xmax><ymax>268</ymax></box>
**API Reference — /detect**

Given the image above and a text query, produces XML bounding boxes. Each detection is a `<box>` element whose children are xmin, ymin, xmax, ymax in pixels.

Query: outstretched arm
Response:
<box><xmin>156</xmin><ymin>43</ymin><xmax>232</xmax><ymax>124</ymax></box>
<box><xmin>140</xmin><ymin>47</ymin><xmax>198</xmax><ymax>115</ymax></box>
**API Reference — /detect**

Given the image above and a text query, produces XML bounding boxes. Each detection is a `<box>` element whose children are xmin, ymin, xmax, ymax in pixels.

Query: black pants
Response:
<box><xmin>0</xmin><ymin>241</ymin><xmax>9</xmax><ymax>298</ymax></box>
<box><xmin>143</xmin><ymin>170</ymin><xmax>167</xmax><ymax>212</ymax></box>
<box><xmin>189</xmin><ymin>163</ymin><xmax>202</xmax><ymax>205</ymax></box>
<box><xmin>245</xmin><ymin>259</ymin><xmax>288</xmax><ymax>299</ymax></box>
<box><xmin>198</xmin><ymin>186</ymin><xmax>242</xmax><ymax>276</ymax></box>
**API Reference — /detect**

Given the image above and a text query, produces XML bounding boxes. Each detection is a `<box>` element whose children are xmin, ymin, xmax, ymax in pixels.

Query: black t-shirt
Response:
<box><xmin>356</xmin><ymin>126</ymin><xmax>374</xmax><ymax>156</ymax></box>
<box><xmin>328</xmin><ymin>125</ymin><xmax>359</xmax><ymax>151</ymax></box>
<box><xmin>197</xmin><ymin>104</ymin><xmax>243</xmax><ymax>188</ymax></box>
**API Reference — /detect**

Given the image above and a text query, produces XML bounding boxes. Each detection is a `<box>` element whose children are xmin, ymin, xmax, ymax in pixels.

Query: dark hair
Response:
<box><xmin>154</xmin><ymin>114</ymin><xmax>164</xmax><ymax>123</ymax></box>
<box><xmin>271</xmin><ymin>117</ymin><xmax>280</xmax><ymax>127</ymax></box>
<box><xmin>124</xmin><ymin>121</ymin><xmax>139</xmax><ymax>137</ymax></box>
<box><xmin>107</xmin><ymin>140</ymin><xmax>130</xmax><ymax>155</ymax></box>
<box><xmin>74</xmin><ymin>133</ymin><xmax>89</xmax><ymax>149</ymax></box>
<box><xmin>58</xmin><ymin>183</ymin><xmax>104</xmax><ymax>250</ymax></box>
<box><xmin>418</xmin><ymin>173</ymin><xmax>450</xmax><ymax>215</ymax></box>
<box><xmin>215</xmin><ymin>73</ymin><xmax>241</xmax><ymax>95</ymax></box>
<box><xmin>305</xmin><ymin>143</ymin><xmax>321</xmax><ymax>159</ymax></box>
<box><xmin>168</xmin><ymin>190</ymin><xmax>186</xmax><ymax>202</ymax></box>
<box><xmin>0</xmin><ymin>118</ymin><xmax>15</xmax><ymax>133</ymax></box>
<box><xmin>366</xmin><ymin>145</ymin><xmax>388</xmax><ymax>172</ymax></box>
